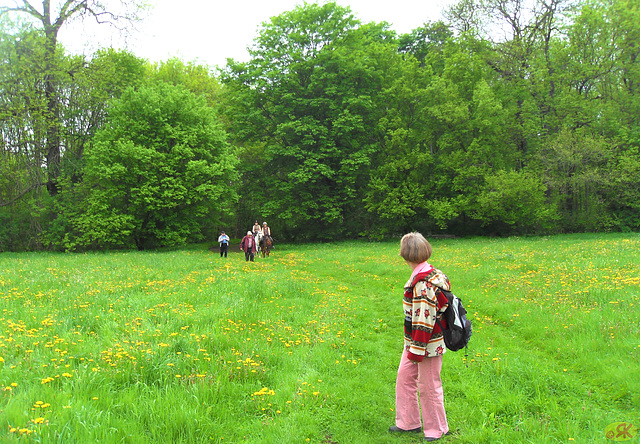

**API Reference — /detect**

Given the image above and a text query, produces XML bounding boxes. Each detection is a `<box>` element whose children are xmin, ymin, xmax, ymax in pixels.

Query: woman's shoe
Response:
<box><xmin>425</xmin><ymin>431</ymin><xmax>451</xmax><ymax>441</ymax></box>
<box><xmin>389</xmin><ymin>425</ymin><xmax>422</xmax><ymax>433</ymax></box>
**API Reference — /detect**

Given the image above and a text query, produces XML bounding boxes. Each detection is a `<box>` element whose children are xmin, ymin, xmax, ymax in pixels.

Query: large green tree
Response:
<box><xmin>64</xmin><ymin>81</ymin><xmax>237</xmax><ymax>250</ymax></box>
<box><xmin>419</xmin><ymin>36</ymin><xmax>520</xmax><ymax>233</ymax></box>
<box><xmin>223</xmin><ymin>3</ymin><xmax>400</xmax><ymax>240</ymax></box>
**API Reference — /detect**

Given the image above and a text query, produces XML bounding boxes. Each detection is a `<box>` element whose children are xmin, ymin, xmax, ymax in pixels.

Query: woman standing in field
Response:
<box><xmin>389</xmin><ymin>232</ymin><xmax>450</xmax><ymax>441</ymax></box>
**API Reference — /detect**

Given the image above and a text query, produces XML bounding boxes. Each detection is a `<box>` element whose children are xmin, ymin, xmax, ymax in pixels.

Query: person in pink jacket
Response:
<box><xmin>389</xmin><ymin>232</ymin><xmax>451</xmax><ymax>442</ymax></box>
<box><xmin>240</xmin><ymin>231</ymin><xmax>257</xmax><ymax>262</ymax></box>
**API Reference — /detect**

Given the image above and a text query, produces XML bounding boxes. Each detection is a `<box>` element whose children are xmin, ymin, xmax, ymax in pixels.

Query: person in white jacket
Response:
<box><xmin>217</xmin><ymin>231</ymin><xmax>230</xmax><ymax>258</ymax></box>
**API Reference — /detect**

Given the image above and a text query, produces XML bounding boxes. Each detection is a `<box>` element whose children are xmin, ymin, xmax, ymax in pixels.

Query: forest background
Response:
<box><xmin>1</xmin><ymin>0</ymin><xmax>639</xmax><ymax>252</ymax></box>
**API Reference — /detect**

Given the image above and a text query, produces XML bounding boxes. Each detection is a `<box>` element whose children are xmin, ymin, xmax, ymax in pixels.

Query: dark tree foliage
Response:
<box><xmin>222</xmin><ymin>3</ymin><xmax>387</xmax><ymax>240</ymax></box>
<box><xmin>1</xmin><ymin>0</ymin><xmax>639</xmax><ymax>250</ymax></box>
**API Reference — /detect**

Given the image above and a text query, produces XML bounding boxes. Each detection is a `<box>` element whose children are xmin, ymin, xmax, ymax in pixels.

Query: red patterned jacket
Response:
<box><xmin>403</xmin><ymin>264</ymin><xmax>451</xmax><ymax>362</ymax></box>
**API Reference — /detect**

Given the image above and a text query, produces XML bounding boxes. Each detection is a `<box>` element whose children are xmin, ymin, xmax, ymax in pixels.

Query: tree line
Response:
<box><xmin>1</xmin><ymin>0</ymin><xmax>638</xmax><ymax>251</ymax></box>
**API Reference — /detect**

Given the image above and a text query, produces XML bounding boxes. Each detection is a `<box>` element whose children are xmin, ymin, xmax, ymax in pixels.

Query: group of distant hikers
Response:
<box><xmin>216</xmin><ymin>221</ymin><xmax>273</xmax><ymax>261</ymax></box>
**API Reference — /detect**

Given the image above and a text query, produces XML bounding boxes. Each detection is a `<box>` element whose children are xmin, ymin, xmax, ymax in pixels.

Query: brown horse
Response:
<box><xmin>259</xmin><ymin>236</ymin><xmax>273</xmax><ymax>257</ymax></box>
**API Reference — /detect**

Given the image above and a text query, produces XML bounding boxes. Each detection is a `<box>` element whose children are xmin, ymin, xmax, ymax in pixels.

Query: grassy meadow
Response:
<box><xmin>1</xmin><ymin>233</ymin><xmax>639</xmax><ymax>443</ymax></box>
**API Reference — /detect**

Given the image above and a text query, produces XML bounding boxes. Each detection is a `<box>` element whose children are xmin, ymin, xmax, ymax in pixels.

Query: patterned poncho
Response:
<box><xmin>403</xmin><ymin>263</ymin><xmax>451</xmax><ymax>362</ymax></box>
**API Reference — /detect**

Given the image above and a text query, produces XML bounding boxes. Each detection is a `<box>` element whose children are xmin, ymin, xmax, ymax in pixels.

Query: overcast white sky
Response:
<box><xmin>55</xmin><ymin>0</ymin><xmax>456</xmax><ymax>69</ymax></box>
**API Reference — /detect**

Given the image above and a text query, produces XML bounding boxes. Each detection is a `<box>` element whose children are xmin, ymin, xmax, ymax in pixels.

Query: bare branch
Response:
<box><xmin>0</xmin><ymin>182</ymin><xmax>42</xmax><ymax>207</ymax></box>
<box><xmin>3</xmin><ymin>0</ymin><xmax>146</xmax><ymax>32</ymax></box>
<box><xmin>0</xmin><ymin>1</ymin><xmax>44</xmax><ymax>21</ymax></box>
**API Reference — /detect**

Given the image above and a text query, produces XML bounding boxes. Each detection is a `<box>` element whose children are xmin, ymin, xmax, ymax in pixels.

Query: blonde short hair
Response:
<box><xmin>400</xmin><ymin>232</ymin><xmax>432</xmax><ymax>263</ymax></box>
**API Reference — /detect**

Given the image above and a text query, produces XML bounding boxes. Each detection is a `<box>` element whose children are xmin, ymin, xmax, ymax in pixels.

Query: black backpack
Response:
<box><xmin>436</xmin><ymin>289</ymin><xmax>472</xmax><ymax>352</ymax></box>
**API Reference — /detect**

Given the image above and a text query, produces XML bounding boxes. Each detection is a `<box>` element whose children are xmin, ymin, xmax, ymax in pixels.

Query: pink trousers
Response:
<box><xmin>395</xmin><ymin>350</ymin><xmax>449</xmax><ymax>439</ymax></box>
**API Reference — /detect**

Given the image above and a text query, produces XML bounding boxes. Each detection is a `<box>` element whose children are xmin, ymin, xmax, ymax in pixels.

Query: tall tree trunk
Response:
<box><xmin>1</xmin><ymin>0</ymin><xmax>145</xmax><ymax>196</ymax></box>
<box><xmin>43</xmin><ymin>1</ymin><xmax>61</xmax><ymax>195</ymax></box>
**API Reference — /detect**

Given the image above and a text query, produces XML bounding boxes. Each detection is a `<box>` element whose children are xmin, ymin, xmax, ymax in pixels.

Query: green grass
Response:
<box><xmin>1</xmin><ymin>234</ymin><xmax>639</xmax><ymax>443</ymax></box>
